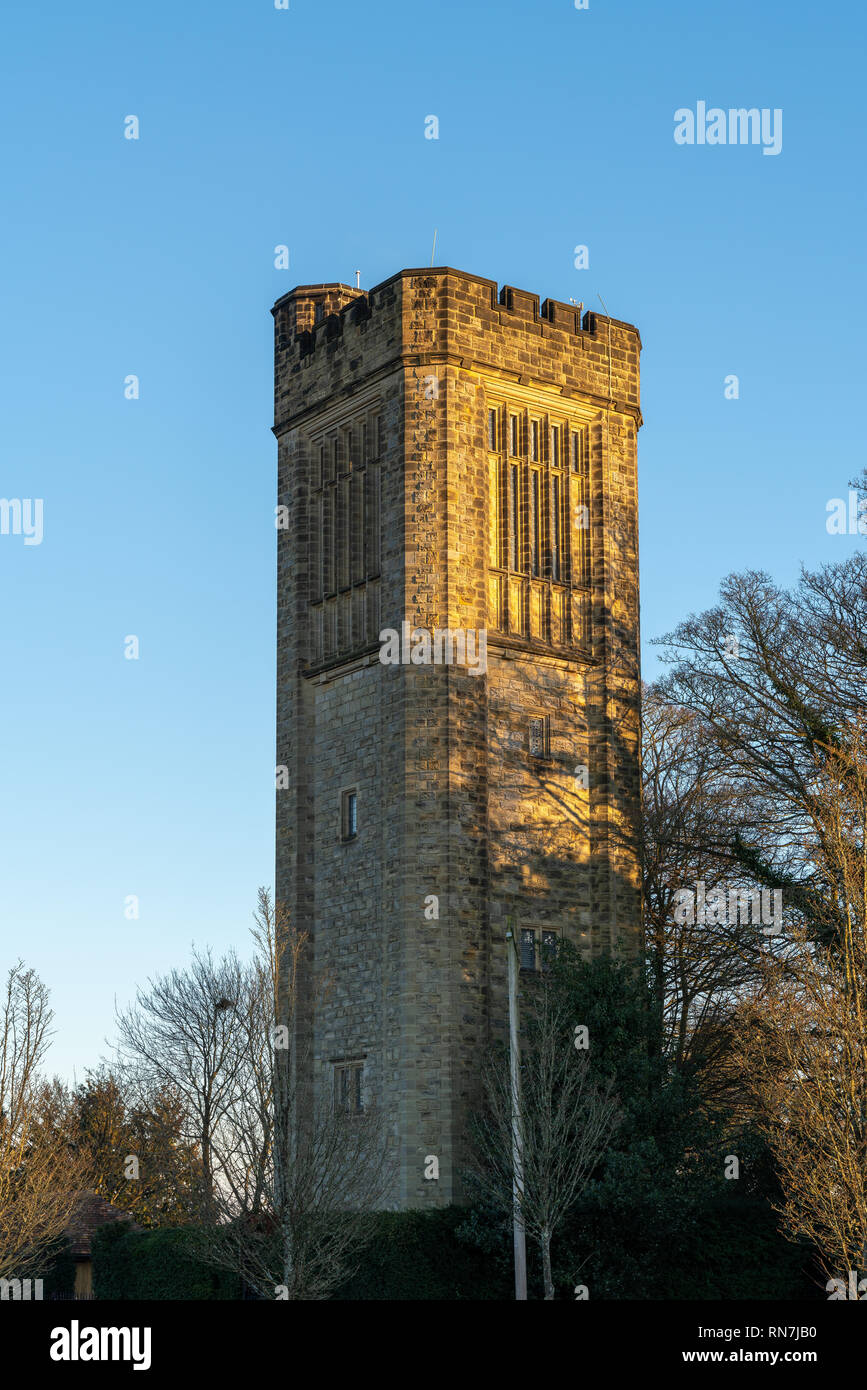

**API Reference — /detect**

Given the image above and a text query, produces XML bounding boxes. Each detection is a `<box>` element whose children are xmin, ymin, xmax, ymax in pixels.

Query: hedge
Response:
<box><xmin>92</xmin><ymin>1223</ymin><xmax>241</xmax><ymax>1300</ymax></box>
<box><xmin>87</xmin><ymin>1199</ymin><xmax>821</xmax><ymax>1301</ymax></box>
<box><xmin>334</xmin><ymin>1207</ymin><xmax>512</xmax><ymax>1300</ymax></box>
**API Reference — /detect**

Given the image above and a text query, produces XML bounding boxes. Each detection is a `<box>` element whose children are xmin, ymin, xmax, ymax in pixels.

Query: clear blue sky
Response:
<box><xmin>1</xmin><ymin>0</ymin><xmax>864</xmax><ymax>1082</ymax></box>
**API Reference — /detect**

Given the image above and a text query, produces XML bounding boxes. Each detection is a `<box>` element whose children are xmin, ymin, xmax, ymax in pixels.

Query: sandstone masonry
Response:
<box><xmin>273</xmin><ymin>267</ymin><xmax>643</xmax><ymax>1208</ymax></box>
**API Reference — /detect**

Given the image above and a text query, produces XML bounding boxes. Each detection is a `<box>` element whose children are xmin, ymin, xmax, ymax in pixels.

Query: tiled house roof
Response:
<box><xmin>64</xmin><ymin>1192</ymin><xmax>141</xmax><ymax>1258</ymax></box>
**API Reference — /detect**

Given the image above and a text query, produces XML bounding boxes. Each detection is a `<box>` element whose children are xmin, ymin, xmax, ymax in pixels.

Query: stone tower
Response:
<box><xmin>273</xmin><ymin>267</ymin><xmax>642</xmax><ymax>1208</ymax></box>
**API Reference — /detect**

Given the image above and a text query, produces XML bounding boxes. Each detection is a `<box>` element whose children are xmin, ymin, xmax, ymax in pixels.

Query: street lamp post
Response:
<box><xmin>505</xmin><ymin>918</ymin><xmax>527</xmax><ymax>1301</ymax></box>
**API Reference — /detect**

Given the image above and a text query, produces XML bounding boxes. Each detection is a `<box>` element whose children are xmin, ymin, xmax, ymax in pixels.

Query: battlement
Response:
<box><xmin>272</xmin><ymin>266</ymin><xmax>640</xmax><ymax>351</ymax></box>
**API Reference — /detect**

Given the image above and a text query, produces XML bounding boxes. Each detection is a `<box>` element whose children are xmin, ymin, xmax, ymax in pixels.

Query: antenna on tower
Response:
<box><xmin>355</xmin><ymin>270</ymin><xmax>360</xmax><ymax>289</ymax></box>
<box><xmin>430</xmin><ymin>229</ymin><xmax>438</xmax><ymax>267</ymax></box>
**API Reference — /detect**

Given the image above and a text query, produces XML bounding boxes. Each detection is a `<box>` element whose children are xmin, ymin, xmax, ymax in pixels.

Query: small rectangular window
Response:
<box><xmin>335</xmin><ymin>1061</ymin><xmax>364</xmax><ymax>1113</ymax></box>
<box><xmin>488</xmin><ymin>408</ymin><xmax>499</xmax><ymax>451</ymax></box>
<box><xmin>530</xmin><ymin>420</ymin><xmax>540</xmax><ymax>462</ymax></box>
<box><xmin>341</xmin><ymin>788</ymin><xmax>358</xmax><ymax>840</ymax></box>
<box><xmin>529</xmin><ymin>715</ymin><xmax>550</xmax><ymax>760</ymax></box>
<box><xmin>519</xmin><ymin>927</ymin><xmax>560</xmax><ymax>972</ymax></box>
<box><xmin>509</xmin><ymin>414</ymin><xmax>519</xmax><ymax>456</ymax></box>
<box><xmin>571</xmin><ymin>431</ymin><xmax>581</xmax><ymax>472</ymax></box>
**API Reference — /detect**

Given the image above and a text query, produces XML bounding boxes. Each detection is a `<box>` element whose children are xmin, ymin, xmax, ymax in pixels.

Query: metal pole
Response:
<box><xmin>506</xmin><ymin>919</ymin><xmax>527</xmax><ymax>1300</ymax></box>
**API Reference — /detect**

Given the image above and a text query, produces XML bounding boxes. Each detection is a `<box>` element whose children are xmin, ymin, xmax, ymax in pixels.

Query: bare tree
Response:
<box><xmin>0</xmin><ymin>962</ymin><xmax>87</xmax><ymax>1280</ymax></box>
<box><xmin>468</xmin><ymin>972</ymin><xmax>620</xmax><ymax>1299</ymax></box>
<box><xmin>642</xmin><ymin>686</ymin><xmax>771</xmax><ymax>1108</ymax></box>
<box><xmin>654</xmin><ymin>475</ymin><xmax>867</xmax><ymax>948</ymax></box>
<box><xmin>736</xmin><ymin>716</ymin><xmax>867</xmax><ymax>1284</ymax></box>
<box><xmin>114</xmin><ymin>946</ymin><xmax>247</xmax><ymax>1219</ymax></box>
<box><xmin>196</xmin><ymin>890</ymin><xmax>394</xmax><ymax>1300</ymax></box>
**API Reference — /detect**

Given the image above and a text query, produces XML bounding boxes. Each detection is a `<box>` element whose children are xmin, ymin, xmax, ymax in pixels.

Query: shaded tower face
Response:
<box><xmin>273</xmin><ymin>268</ymin><xmax>642</xmax><ymax>1208</ymax></box>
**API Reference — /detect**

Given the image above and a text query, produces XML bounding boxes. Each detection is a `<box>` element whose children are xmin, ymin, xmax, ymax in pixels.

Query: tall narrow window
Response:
<box><xmin>571</xmin><ymin>427</ymin><xmax>590</xmax><ymax>589</ymax></box>
<box><xmin>309</xmin><ymin>496</ymin><xmax>323</xmax><ymax>602</ymax></box>
<box><xmin>550</xmin><ymin>425</ymin><xmax>561</xmax><ymax>467</ymax></box>
<box><xmin>520</xmin><ymin>929</ymin><xmax>536</xmax><ymax>971</ymax></box>
<box><xmin>530</xmin><ymin>420</ymin><xmax>540</xmax><ymax>462</ymax></box>
<box><xmin>488</xmin><ymin>408</ymin><xmax>498</xmax><ymax>450</ymax></box>
<box><xmin>341</xmin><ymin>788</ymin><xmax>358</xmax><ymax>841</ymax></box>
<box><xmin>323</xmin><ymin>490</ymin><xmax>334</xmax><ymax>594</ymax></box>
<box><xmin>335</xmin><ymin>1061</ymin><xmax>363</xmax><ymax>1113</ymax></box>
<box><xmin>489</xmin><ymin>457</ymin><xmax>500</xmax><ymax>568</ymax></box>
<box><xmin>529</xmin><ymin>470</ymin><xmax>541</xmax><ymax>576</ymax></box>
<box><xmin>509</xmin><ymin>463</ymin><xmax>520</xmax><ymax>571</ymax></box>
<box><xmin>364</xmin><ymin>465</ymin><xmax>380</xmax><ymax>577</ymax></box>
<box><xmin>509</xmin><ymin>414</ymin><xmax>519</xmax><ymax>456</ymax></box>
<box><xmin>337</xmin><ymin>479</ymin><xmax>349</xmax><ymax>589</ymax></box>
<box><xmin>310</xmin><ymin>412</ymin><xmax>383</xmax><ymax>665</ymax></box>
<box><xmin>529</xmin><ymin>715</ymin><xmax>550</xmax><ymax>759</ymax></box>
<box><xmin>351</xmin><ymin>472</ymin><xmax>364</xmax><ymax>584</ymax></box>
<box><xmin>551</xmin><ymin>473</ymin><xmax>562</xmax><ymax>580</ymax></box>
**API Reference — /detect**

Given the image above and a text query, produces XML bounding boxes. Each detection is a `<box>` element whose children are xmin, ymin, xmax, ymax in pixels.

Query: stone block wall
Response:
<box><xmin>274</xmin><ymin>267</ymin><xmax>642</xmax><ymax>1207</ymax></box>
